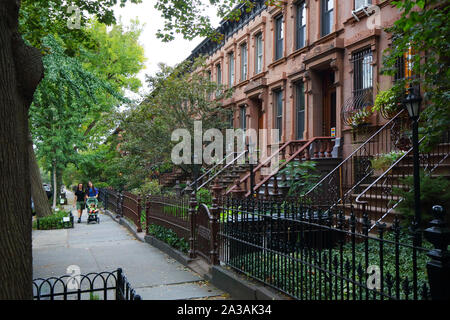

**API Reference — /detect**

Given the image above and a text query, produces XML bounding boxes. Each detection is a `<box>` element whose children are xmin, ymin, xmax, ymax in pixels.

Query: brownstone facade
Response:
<box><xmin>188</xmin><ymin>0</ymin><xmax>403</xmax><ymax>160</ymax></box>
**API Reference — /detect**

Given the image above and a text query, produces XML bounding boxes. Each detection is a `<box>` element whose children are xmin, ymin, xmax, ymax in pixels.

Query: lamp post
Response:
<box><xmin>403</xmin><ymin>86</ymin><xmax>422</xmax><ymax>244</ymax></box>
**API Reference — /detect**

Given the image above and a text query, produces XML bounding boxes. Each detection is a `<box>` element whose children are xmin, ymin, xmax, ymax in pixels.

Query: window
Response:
<box><xmin>354</xmin><ymin>0</ymin><xmax>371</xmax><ymax>10</ymax></box>
<box><xmin>240</xmin><ymin>106</ymin><xmax>246</xmax><ymax>130</ymax></box>
<box><xmin>207</xmin><ymin>70</ymin><xmax>212</xmax><ymax>99</ymax></box>
<box><xmin>295</xmin><ymin>82</ymin><xmax>305</xmax><ymax>139</ymax></box>
<box><xmin>255</xmin><ymin>33</ymin><xmax>263</xmax><ymax>74</ymax></box>
<box><xmin>352</xmin><ymin>48</ymin><xmax>373</xmax><ymax>104</ymax></box>
<box><xmin>240</xmin><ymin>43</ymin><xmax>248</xmax><ymax>81</ymax></box>
<box><xmin>216</xmin><ymin>64</ymin><xmax>222</xmax><ymax>84</ymax></box>
<box><xmin>274</xmin><ymin>90</ymin><xmax>283</xmax><ymax>141</ymax></box>
<box><xmin>395</xmin><ymin>47</ymin><xmax>414</xmax><ymax>82</ymax></box>
<box><xmin>229</xmin><ymin>111</ymin><xmax>234</xmax><ymax>129</ymax></box>
<box><xmin>228</xmin><ymin>52</ymin><xmax>234</xmax><ymax>86</ymax></box>
<box><xmin>216</xmin><ymin>63</ymin><xmax>222</xmax><ymax>98</ymax></box>
<box><xmin>321</xmin><ymin>0</ymin><xmax>334</xmax><ymax>37</ymax></box>
<box><xmin>275</xmin><ymin>15</ymin><xmax>284</xmax><ymax>60</ymax></box>
<box><xmin>296</xmin><ymin>1</ymin><xmax>306</xmax><ymax>50</ymax></box>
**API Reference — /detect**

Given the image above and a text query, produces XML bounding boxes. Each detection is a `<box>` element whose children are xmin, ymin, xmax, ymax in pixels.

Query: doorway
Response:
<box><xmin>322</xmin><ymin>70</ymin><xmax>336</xmax><ymax>137</ymax></box>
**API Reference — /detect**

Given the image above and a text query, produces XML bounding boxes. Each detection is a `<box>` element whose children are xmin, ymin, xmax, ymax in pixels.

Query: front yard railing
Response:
<box><xmin>33</xmin><ymin>268</ymin><xmax>141</xmax><ymax>300</ymax></box>
<box><xmin>218</xmin><ymin>196</ymin><xmax>449</xmax><ymax>300</ymax></box>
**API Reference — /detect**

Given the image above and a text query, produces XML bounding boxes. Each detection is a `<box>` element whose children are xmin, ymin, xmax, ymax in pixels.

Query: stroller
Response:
<box><xmin>86</xmin><ymin>197</ymin><xmax>100</xmax><ymax>224</ymax></box>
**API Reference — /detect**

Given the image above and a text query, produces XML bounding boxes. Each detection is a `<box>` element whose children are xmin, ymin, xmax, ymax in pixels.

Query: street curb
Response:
<box><xmin>209</xmin><ymin>265</ymin><xmax>290</xmax><ymax>300</ymax></box>
<box><xmin>144</xmin><ymin>235</ymin><xmax>194</xmax><ymax>266</ymax></box>
<box><xmin>103</xmin><ymin>210</ymin><xmax>145</xmax><ymax>242</ymax></box>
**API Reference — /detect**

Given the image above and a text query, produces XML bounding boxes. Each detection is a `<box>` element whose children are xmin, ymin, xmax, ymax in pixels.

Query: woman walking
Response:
<box><xmin>74</xmin><ymin>183</ymin><xmax>86</xmax><ymax>223</ymax></box>
<box><xmin>86</xmin><ymin>181</ymin><xmax>98</xmax><ymax>199</ymax></box>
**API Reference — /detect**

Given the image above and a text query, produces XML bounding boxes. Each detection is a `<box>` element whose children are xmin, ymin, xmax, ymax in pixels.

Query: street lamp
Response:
<box><xmin>403</xmin><ymin>86</ymin><xmax>422</xmax><ymax>244</ymax></box>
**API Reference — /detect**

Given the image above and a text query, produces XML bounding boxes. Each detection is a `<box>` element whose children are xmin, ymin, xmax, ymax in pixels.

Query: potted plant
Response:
<box><xmin>373</xmin><ymin>86</ymin><xmax>405</xmax><ymax>120</ymax></box>
<box><xmin>370</xmin><ymin>150</ymin><xmax>405</xmax><ymax>176</ymax></box>
<box><xmin>349</xmin><ymin>108</ymin><xmax>372</xmax><ymax>129</ymax></box>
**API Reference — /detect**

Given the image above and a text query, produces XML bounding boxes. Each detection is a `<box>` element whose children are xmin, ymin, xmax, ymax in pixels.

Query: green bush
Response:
<box><xmin>131</xmin><ymin>179</ymin><xmax>162</xmax><ymax>196</ymax></box>
<box><xmin>34</xmin><ymin>210</ymin><xmax>73</xmax><ymax>230</ymax></box>
<box><xmin>279</xmin><ymin>161</ymin><xmax>320</xmax><ymax>197</ymax></box>
<box><xmin>393</xmin><ymin>171</ymin><xmax>450</xmax><ymax>228</ymax></box>
<box><xmin>148</xmin><ymin>224</ymin><xmax>189</xmax><ymax>253</ymax></box>
<box><xmin>370</xmin><ymin>151</ymin><xmax>405</xmax><ymax>171</ymax></box>
<box><xmin>196</xmin><ymin>188</ymin><xmax>212</xmax><ymax>206</ymax></box>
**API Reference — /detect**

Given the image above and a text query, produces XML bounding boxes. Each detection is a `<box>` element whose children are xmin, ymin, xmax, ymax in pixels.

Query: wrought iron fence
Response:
<box><xmin>122</xmin><ymin>191</ymin><xmax>142</xmax><ymax>232</ymax></box>
<box><xmin>145</xmin><ymin>193</ymin><xmax>191</xmax><ymax>243</ymax></box>
<box><xmin>33</xmin><ymin>268</ymin><xmax>141</xmax><ymax>300</ymax></box>
<box><xmin>217</xmin><ymin>196</ymin><xmax>446</xmax><ymax>300</ymax></box>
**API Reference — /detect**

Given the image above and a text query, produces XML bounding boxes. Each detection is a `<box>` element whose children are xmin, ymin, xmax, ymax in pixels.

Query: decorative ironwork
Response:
<box><xmin>218</xmin><ymin>196</ymin><xmax>432</xmax><ymax>300</ymax></box>
<box><xmin>304</xmin><ymin>110</ymin><xmax>410</xmax><ymax>211</ymax></box>
<box><xmin>33</xmin><ymin>268</ymin><xmax>141</xmax><ymax>300</ymax></box>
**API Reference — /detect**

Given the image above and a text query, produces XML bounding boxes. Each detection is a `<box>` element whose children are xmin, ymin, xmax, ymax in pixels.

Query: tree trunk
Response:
<box><xmin>0</xmin><ymin>0</ymin><xmax>43</xmax><ymax>299</ymax></box>
<box><xmin>29</xmin><ymin>135</ymin><xmax>52</xmax><ymax>217</ymax></box>
<box><xmin>52</xmin><ymin>162</ymin><xmax>57</xmax><ymax>209</ymax></box>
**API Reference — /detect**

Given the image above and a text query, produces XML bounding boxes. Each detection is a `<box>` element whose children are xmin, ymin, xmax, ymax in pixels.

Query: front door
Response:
<box><xmin>322</xmin><ymin>71</ymin><xmax>336</xmax><ymax>137</ymax></box>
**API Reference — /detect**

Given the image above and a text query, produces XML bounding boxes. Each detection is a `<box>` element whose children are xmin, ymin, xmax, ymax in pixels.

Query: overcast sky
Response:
<box><xmin>113</xmin><ymin>1</ymin><xmax>221</xmax><ymax>99</ymax></box>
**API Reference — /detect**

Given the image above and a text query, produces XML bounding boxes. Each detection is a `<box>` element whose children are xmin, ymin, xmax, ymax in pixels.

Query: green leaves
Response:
<box><xmin>383</xmin><ymin>0</ymin><xmax>450</xmax><ymax>148</ymax></box>
<box><xmin>279</xmin><ymin>161</ymin><xmax>320</xmax><ymax>198</ymax></box>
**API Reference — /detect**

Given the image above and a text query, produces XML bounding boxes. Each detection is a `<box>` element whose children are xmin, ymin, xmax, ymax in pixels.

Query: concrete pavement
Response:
<box><xmin>32</xmin><ymin>189</ymin><xmax>227</xmax><ymax>300</ymax></box>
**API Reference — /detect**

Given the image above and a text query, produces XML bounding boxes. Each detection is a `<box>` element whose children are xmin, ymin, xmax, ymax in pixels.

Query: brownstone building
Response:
<box><xmin>188</xmin><ymin>0</ymin><xmax>402</xmax><ymax>151</ymax></box>
<box><xmin>181</xmin><ymin>0</ymin><xmax>448</xmax><ymax>228</ymax></box>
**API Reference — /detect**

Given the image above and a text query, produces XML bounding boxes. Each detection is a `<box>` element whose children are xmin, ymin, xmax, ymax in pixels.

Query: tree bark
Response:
<box><xmin>29</xmin><ymin>135</ymin><xmax>52</xmax><ymax>217</ymax></box>
<box><xmin>52</xmin><ymin>162</ymin><xmax>57</xmax><ymax>209</ymax></box>
<box><xmin>0</xmin><ymin>0</ymin><xmax>43</xmax><ymax>299</ymax></box>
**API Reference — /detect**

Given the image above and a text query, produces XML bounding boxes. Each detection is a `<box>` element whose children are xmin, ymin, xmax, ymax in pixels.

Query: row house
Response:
<box><xmin>188</xmin><ymin>0</ymin><xmax>402</xmax><ymax>155</ymax></box>
<box><xmin>182</xmin><ymin>0</ymin><xmax>442</xmax><ymax>228</ymax></box>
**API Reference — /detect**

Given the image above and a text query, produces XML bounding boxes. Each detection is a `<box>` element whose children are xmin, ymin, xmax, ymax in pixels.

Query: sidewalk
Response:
<box><xmin>32</xmin><ymin>189</ymin><xmax>227</xmax><ymax>300</ymax></box>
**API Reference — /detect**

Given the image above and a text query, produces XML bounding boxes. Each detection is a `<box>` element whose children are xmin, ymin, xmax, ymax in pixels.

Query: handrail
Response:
<box><xmin>355</xmin><ymin>137</ymin><xmax>423</xmax><ymax>231</ymax></box>
<box><xmin>186</xmin><ymin>151</ymin><xmax>237</xmax><ymax>190</ymax></box>
<box><xmin>227</xmin><ymin>139</ymin><xmax>306</xmax><ymax>194</ymax></box>
<box><xmin>197</xmin><ymin>150</ymin><xmax>247</xmax><ymax>190</ymax></box>
<box><xmin>304</xmin><ymin>109</ymin><xmax>406</xmax><ymax>198</ymax></box>
<box><xmin>356</xmin><ymin>132</ymin><xmax>450</xmax><ymax>231</ymax></box>
<box><xmin>249</xmin><ymin>137</ymin><xmax>333</xmax><ymax>197</ymax></box>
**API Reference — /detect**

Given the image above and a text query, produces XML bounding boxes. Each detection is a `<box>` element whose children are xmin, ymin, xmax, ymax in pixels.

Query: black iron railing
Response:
<box><xmin>355</xmin><ymin>131</ymin><xmax>450</xmax><ymax>230</ymax></box>
<box><xmin>218</xmin><ymin>196</ymin><xmax>439</xmax><ymax>300</ymax></box>
<box><xmin>33</xmin><ymin>268</ymin><xmax>141</xmax><ymax>300</ymax></box>
<box><xmin>304</xmin><ymin>110</ymin><xmax>410</xmax><ymax>211</ymax></box>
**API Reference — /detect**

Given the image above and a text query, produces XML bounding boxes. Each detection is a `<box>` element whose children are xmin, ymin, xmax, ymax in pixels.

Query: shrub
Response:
<box><xmin>279</xmin><ymin>161</ymin><xmax>320</xmax><ymax>197</ymax></box>
<box><xmin>393</xmin><ymin>171</ymin><xmax>450</xmax><ymax>228</ymax></box>
<box><xmin>147</xmin><ymin>224</ymin><xmax>189</xmax><ymax>253</ymax></box>
<box><xmin>196</xmin><ymin>188</ymin><xmax>212</xmax><ymax>206</ymax></box>
<box><xmin>370</xmin><ymin>151</ymin><xmax>405</xmax><ymax>171</ymax></box>
<box><xmin>34</xmin><ymin>210</ymin><xmax>73</xmax><ymax>230</ymax></box>
<box><xmin>131</xmin><ymin>179</ymin><xmax>162</xmax><ymax>196</ymax></box>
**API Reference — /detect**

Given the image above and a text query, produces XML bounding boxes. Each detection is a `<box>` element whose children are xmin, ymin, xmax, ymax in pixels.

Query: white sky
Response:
<box><xmin>113</xmin><ymin>1</ymin><xmax>222</xmax><ymax>99</ymax></box>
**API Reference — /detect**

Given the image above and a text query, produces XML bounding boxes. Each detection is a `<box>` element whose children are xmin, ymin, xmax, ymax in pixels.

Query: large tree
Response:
<box><xmin>115</xmin><ymin>58</ymin><xmax>232</xmax><ymax>190</ymax></box>
<box><xmin>0</xmin><ymin>0</ymin><xmax>43</xmax><ymax>299</ymax></box>
<box><xmin>0</xmin><ymin>0</ymin><xmax>143</xmax><ymax>299</ymax></box>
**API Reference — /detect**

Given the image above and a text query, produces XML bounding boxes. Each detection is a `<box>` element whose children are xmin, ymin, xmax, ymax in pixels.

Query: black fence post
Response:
<box><xmin>116</xmin><ymin>268</ymin><xmax>123</xmax><ymax>300</ymax></box>
<box><xmin>210</xmin><ymin>180</ymin><xmax>223</xmax><ymax>265</ymax></box>
<box><xmin>105</xmin><ymin>189</ymin><xmax>109</xmax><ymax>211</ymax></box>
<box><xmin>424</xmin><ymin>205</ymin><xmax>450</xmax><ymax>300</ymax></box>
<box><xmin>118</xmin><ymin>192</ymin><xmax>124</xmax><ymax>218</ymax></box>
<box><xmin>187</xmin><ymin>185</ymin><xmax>197</xmax><ymax>259</ymax></box>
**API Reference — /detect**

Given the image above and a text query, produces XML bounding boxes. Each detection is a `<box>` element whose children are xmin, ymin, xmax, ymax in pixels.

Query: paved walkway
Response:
<box><xmin>32</xmin><ymin>189</ymin><xmax>227</xmax><ymax>300</ymax></box>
